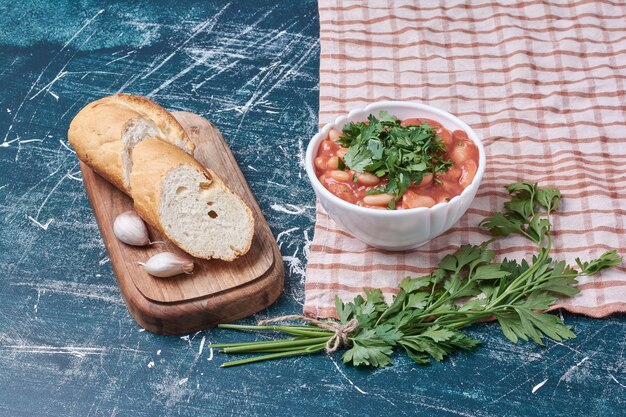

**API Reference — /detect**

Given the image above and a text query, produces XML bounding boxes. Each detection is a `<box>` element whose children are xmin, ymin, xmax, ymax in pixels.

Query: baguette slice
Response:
<box><xmin>130</xmin><ymin>138</ymin><xmax>254</xmax><ymax>261</ymax></box>
<box><xmin>68</xmin><ymin>94</ymin><xmax>194</xmax><ymax>194</ymax></box>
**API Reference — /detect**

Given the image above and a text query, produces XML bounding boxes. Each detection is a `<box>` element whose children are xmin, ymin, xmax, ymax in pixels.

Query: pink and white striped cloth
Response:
<box><xmin>304</xmin><ymin>0</ymin><xmax>626</xmax><ymax>319</ymax></box>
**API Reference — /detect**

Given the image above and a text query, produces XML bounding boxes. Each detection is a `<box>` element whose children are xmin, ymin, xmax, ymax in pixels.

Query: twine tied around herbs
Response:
<box><xmin>258</xmin><ymin>315</ymin><xmax>359</xmax><ymax>353</ymax></box>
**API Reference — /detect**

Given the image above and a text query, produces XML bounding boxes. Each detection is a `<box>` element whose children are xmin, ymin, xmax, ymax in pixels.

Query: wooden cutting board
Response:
<box><xmin>80</xmin><ymin>111</ymin><xmax>284</xmax><ymax>335</ymax></box>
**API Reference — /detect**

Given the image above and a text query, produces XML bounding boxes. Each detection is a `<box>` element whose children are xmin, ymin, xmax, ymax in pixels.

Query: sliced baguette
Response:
<box><xmin>68</xmin><ymin>94</ymin><xmax>195</xmax><ymax>194</ymax></box>
<box><xmin>130</xmin><ymin>137</ymin><xmax>254</xmax><ymax>261</ymax></box>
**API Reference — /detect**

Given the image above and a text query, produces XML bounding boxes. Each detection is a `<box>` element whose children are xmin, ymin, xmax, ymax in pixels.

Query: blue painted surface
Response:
<box><xmin>0</xmin><ymin>1</ymin><xmax>624</xmax><ymax>416</ymax></box>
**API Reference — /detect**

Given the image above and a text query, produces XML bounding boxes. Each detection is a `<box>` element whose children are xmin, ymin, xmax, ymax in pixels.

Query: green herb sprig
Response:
<box><xmin>337</xmin><ymin>111</ymin><xmax>453</xmax><ymax>208</ymax></box>
<box><xmin>214</xmin><ymin>183</ymin><xmax>621</xmax><ymax>368</ymax></box>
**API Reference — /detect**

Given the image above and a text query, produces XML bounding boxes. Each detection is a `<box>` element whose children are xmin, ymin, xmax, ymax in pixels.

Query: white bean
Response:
<box><xmin>314</xmin><ymin>157</ymin><xmax>327</xmax><ymax>170</ymax></box>
<box><xmin>356</xmin><ymin>172</ymin><xmax>381</xmax><ymax>186</ymax></box>
<box><xmin>363</xmin><ymin>193</ymin><xmax>394</xmax><ymax>206</ymax></box>
<box><xmin>327</xmin><ymin>156</ymin><xmax>340</xmax><ymax>170</ymax></box>
<box><xmin>442</xmin><ymin>165</ymin><xmax>462</xmax><ymax>181</ymax></box>
<box><xmin>336</xmin><ymin>147</ymin><xmax>348</xmax><ymax>159</ymax></box>
<box><xmin>330</xmin><ymin>170</ymin><xmax>351</xmax><ymax>182</ymax></box>
<box><xmin>320</xmin><ymin>140</ymin><xmax>334</xmax><ymax>152</ymax></box>
<box><xmin>402</xmin><ymin>191</ymin><xmax>436</xmax><ymax>209</ymax></box>
<box><xmin>417</xmin><ymin>174</ymin><xmax>433</xmax><ymax>187</ymax></box>
<box><xmin>451</xmin><ymin>144</ymin><xmax>469</xmax><ymax>165</ymax></box>
<box><xmin>459</xmin><ymin>160</ymin><xmax>477</xmax><ymax>188</ymax></box>
<box><xmin>328</xmin><ymin>129</ymin><xmax>341</xmax><ymax>142</ymax></box>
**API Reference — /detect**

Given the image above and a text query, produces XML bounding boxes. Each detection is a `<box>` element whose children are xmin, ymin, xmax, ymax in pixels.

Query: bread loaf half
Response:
<box><xmin>130</xmin><ymin>138</ymin><xmax>254</xmax><ymax>261</ymax></box>
<box><xmin>68</xmin><ymin>94</ymin><xmax>195</xmax><ymax>194</ymax></box>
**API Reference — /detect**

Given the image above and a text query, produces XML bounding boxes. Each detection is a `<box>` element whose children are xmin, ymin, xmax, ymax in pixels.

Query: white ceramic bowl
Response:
<box><xmin>305</xmin><ymin>101</ymin><xmax>486</xmax><ymax>251</ymax></box>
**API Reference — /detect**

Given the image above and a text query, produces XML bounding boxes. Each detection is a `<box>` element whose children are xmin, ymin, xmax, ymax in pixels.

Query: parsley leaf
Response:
<box><xmin>576</xmin><ymin>250</ymin><xmax>622</xmax><ymax>275</ymax></box>
<box><xmin>343</xmin><ymin>338</ymin><xmax>393</xmax><ymax>367</ymax></box>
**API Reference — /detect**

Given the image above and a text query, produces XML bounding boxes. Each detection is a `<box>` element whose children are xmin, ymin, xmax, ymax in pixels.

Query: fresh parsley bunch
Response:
<box><xmin>215</xmin><ymin>183</ymin><xmax>621</xmax><ymax>368</ymax></box>
<box><xmin>338</xmin><ymin>111</ymin><xmax>453</xmax><ymax>208</ymax></box>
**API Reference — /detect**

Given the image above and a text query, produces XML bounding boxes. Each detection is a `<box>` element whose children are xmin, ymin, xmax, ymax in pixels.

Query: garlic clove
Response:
<box><xmin>113</xmin><ymin>210</ymin><xmax>150</xmax><ymax>246</ymax></box>
<box><xmin>141</xmin><ymin>252</ymin><xmax>194</xmax><ymax>278</ymax></box>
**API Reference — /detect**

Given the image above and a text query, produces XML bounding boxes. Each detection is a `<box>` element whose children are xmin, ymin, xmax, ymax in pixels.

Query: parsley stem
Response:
<box><xmin>488</xmin><ymin>234</ymin><xmax>552</xmax><ymax>308</ymax></box>
<box><xmin>419</xmin><ymin>277</ymin><xmax>476</xmax><ymax>318</ymax></box>
<box><xmin>431</xmin><ymin>309</ymin><xmax>492</xmax><ymax>317</ymax></box>
<box><xmin>503</xmin><ymin>270</ymin><xmax>580</xmax><ymax>308</ymax></box>
<box><xmin>222</xmin><ymin>343</ymin><xmax>326</xmax><ymax>354</ymax></box>
<box><xmin>219</xmin><ymin>324</ymin><xmax>330</xmax><ymax>332</ymax></box>
<box><xmin>218</xmin><ymin>336</ymin><xmax>331</xmax><ymax>353</ymax></box>
<box><xmin>217</xmin><ymin>324</ymin><xmax>333</xmax><ymax>338</ymax></box>
<box><xmin>432</xmin><ymin>313</ymin><xmax>495</xmax><ymax>330</ymax></box>
<box><xmin>220</xmin><ymin>344</ymin><xmax>327</xmax><ymax>368</ymax></box>
<box><xmin>406</xmin><ymin>311</ymin><xmax>495</xmax><ymax>329</ymax></box>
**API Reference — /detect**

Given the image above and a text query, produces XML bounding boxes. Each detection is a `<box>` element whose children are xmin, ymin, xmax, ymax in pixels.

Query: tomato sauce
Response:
<box><xmin>314</xmin><ymin>118</ymin><xmax>480</xmax><ymax>210</ymax></box>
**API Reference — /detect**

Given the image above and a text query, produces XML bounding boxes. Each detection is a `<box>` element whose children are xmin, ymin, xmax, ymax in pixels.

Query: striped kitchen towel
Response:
<box><xmin>304</xmin><ymin>0</ymin><xmax>626</xmax><ymax>318</ymax></box>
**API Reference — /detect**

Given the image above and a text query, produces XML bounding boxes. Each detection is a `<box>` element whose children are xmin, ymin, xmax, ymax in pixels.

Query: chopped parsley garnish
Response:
<box><xmin>338</xmin><ymin>111</ymin><xmax>453</xmax><ymax>208</ymax></box>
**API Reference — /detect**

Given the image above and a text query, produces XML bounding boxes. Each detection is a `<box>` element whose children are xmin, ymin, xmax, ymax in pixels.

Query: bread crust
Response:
<box><xmin>130</xmin><ymin>138</ymin><xmax>254</xmax><ymax>261</ymax></box>
<box><xmin>111</xmin><ymin>94</ymin><xmax>194</xmax><ymax>153</ymax></box>
<box><xmin>67</xmin><ymin>94</ymin><xmax>194</xmax><ymax>194</ymax></box>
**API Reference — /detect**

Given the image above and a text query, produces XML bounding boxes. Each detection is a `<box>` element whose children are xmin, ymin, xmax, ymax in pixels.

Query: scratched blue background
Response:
<box><xmin>0</xmin><ymin>1</ymin><xmax>624</xmax><ymax>416</ymax></box>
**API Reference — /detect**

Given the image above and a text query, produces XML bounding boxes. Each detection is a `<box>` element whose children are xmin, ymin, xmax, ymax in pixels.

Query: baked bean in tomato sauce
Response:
<box><xmin>314</xmin><ymin>118</ymin><xmax>479</xmax><ymax>209</ymax></box>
